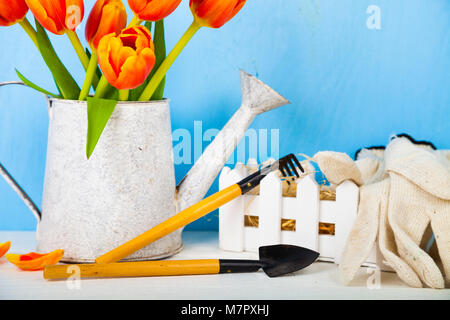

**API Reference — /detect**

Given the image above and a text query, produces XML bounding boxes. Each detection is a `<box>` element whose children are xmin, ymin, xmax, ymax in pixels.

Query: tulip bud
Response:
<box><xmin>190</xmin><ymin>0</ymin><xmax>246</xmax><ymax>29</ymax></box>
<box><xmin>85</xmin><ymin>0</ymin><xmax>127</xmax><ymax>50</ymax></box>
<box><xmin>128</xmin><ymin>0</ymin><xmax>182</xmax><ymax>22</ymax></box>
<box><xmin>0</xmin><ymin>0</ymin><xmax>28</xmax><ymax>27</ymax></box>
<box><xmin>25</xmin><ymin>0</ymin><xmax>84</xmax><ymax>35</ymax></box>
<box><xmin>97</xmin><ymin>25</ymin><xmax>156</xmax><ymax>90</ymax></box>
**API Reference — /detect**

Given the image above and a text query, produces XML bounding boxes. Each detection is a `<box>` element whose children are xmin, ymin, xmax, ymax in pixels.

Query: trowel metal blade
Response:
<box><xmin>259</xmin><ymin>244</ymin><xmax>320</xmax><ymax>277</ymax></box>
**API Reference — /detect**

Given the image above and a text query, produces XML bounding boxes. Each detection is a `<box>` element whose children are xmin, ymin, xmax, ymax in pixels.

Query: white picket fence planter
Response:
<box><xmin>219</xmin><ymin>161</ymin><xmax>385</xmax><ymax>269</ymax></box>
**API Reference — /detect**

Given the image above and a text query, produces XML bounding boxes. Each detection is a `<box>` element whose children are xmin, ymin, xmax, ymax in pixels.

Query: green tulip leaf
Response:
<box><xmin>151</xmin><ymin>19</ymin><xmax>166</xmax><ymax>101</ymax></box>
<box><xmin>86</xmin><ymin>97</ymin><xmax>118</xmax><ymax>159</ymax></box>
<box><xmin>54</xmin><ymin>81</ymin><xmax>63</xmax><ymax>97</ymax></box>
<box><xmin>16</xmin><ymin>69</ymin><xmax>61</xmax><ymax>98</ymax></box>
<box><xmin>35</xmin><ymin>20</ymin><xmax>80</xmax><ymax>100</ymax></box>
<box><xmin>103</xmin><ymin>87</ymin><xmax>119</xmax><ymax>100</ymax></box>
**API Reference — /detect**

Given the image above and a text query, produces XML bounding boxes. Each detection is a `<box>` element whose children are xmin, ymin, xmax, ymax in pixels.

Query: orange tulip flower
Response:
<box><xmin>24</xmin><ymin>0</ymin><xmax>85</xmax><ymax>35</ymax></box>
<box><xmin>0</xmin><ymin>0</ymin><xmax>29</xmax><ymax>26</ymax></box>
<box><xmin>98</xmin><ymin>25</ymin><xmax>156</xmax><ymax>90</ymax></box>
<box><xmin>85</xmin><ymin>0</ymin><xmax>127</xmax><ymax>51</ymax></box>
<box><xmin>190</xmin><ymin>0</ymin><xmax>246</xmax><ymax>29</ymax></box>
<box><xmin>0</xmin><ymin>241</ymin><xmax>11</xmax><ymax>258</ymax></box>
<box><xmin>6</xmin><ymin>249</ymin><xmax>64</xmax><ymax>271</ymax></box>
<box><xmin>137</xmin><ymin>0</ymin><xmax>246</xmax><ymax>101</ymax></box>
<box><xmin>128</xmin><ymin>0</ymin><xmax>182</xmax><ymax>22</ymax></box>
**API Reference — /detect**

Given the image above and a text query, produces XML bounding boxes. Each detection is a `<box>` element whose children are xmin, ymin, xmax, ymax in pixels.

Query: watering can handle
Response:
<box><xmin>0</xmin><ymin>81</ymin><xmax>42</xmax><ymax>221</ymax></box>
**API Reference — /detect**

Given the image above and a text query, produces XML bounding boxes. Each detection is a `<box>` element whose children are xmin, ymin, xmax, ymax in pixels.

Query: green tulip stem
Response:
<box><xmin>79</xmin><ymin>50</ymin><xmax>99</xmax><ymax>101</ymax></box>
<box><xmin>138</xmin><ymin>21</ymin><xmax>201</xmax><ymax>101</ymax></box>
<box><xmin>19</xmin><ymin>18</ymin><xmax>38</xmax><ymax>48</ymax></box>
<box><xmin>66</xmin><ymin>30</ymin><xmax>90</xmax><ymax>70</ymax></box>
<box><xmin>94</xmin><ymin>76</ymin><xmax>110</xmax><ymax>99</ymax></box>
<box><xmin>67</xmin><ymin>30</ymin><xmax>101</xmax><ymax>92</ymax></box>
<box><xmin>119</xmin><ymin>90</ymin><xmax>129</xmax><ymax>101</ymax></box>
<box><xmin>129</xmin><ymin>16</ymin><xmax>142</xmax><ymax>27</ymax></box>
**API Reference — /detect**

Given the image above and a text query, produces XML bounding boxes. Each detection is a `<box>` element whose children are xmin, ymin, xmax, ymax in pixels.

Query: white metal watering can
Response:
<box><xmin>0</xmin><ymin>71</ymin><xmax>289</xmax><ymax>262</ymax></box>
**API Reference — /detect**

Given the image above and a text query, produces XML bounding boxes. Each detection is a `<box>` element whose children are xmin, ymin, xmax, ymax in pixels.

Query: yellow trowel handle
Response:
<box><xmin>44</xmin><ymin>260</ymin><xmax>221</xmax><ymax>280</ymax></box>
<box><xmin>96</xmin><ymin>184</ymin><xmax>242</xmax><ymax>264</ymax></box>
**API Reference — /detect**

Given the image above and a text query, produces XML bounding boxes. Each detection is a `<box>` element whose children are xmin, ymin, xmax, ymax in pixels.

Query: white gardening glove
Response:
<box><xmin>314</xmin><ymin>148</ymin><xmax>423</xmax><ymax>287</ymax></box>
<box><xmin>313</xmin><ymin>150</ymin><xmax>387</xmax><ymax>284</ymax></box>
<box><xmin>385</xmin><ymin>137</ymin><xmax>450</xmax><ymax>288</ymax></box>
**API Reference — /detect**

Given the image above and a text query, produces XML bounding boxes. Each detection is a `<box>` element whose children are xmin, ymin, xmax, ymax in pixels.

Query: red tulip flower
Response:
<box><xmin>190</xmin><ymin>0</ymin><xmax>246</xmax><ymax>28</ymax></box>
<box><xmin>25</xmin><ymin>0</ymin><xmax>85</xmax><ymax>35</ymax></box>
<box><xmin>85</xmin><ymin>0</ymin><xmax>127</xmax><ymax>50</ymax></box>
<box><xmin>0</xmin><ymin>0</ymin><xmax>29</xmax><ymax>26</ymax></box>
<box><xmin>98</xmin><ymin>25</ymin><xmax>156</xmax><ymax>90</ymax></box>
<box><xmin>128</xmin><ymin>0</ymin><xmax>182</xmax><ymax>22</ymax></box>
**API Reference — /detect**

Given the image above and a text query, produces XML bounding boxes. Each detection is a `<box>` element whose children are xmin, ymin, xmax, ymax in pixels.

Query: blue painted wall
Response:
<box><xmin>0</xmin><ymin>0</ymin><xmax>449</xmax><ymax>231</ymax></box>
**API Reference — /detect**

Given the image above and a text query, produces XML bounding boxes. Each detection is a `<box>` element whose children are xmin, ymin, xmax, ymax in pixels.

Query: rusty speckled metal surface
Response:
<box><xmin>37</xmin><ymin>98</ymin><xmax>182</xmax><ymax>262</ymax></box>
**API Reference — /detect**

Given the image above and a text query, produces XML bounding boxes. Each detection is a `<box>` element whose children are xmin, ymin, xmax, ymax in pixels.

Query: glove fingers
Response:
<box><xmin>378</xmin><ymin>180</ymin><xmax>422</xmax><ymax>287</ymax></box>
<box><xmin>385</xmin><ymin>139</ymin><xmax>446</xmax><ymax>289</ymax></box>
<box><xmin>388</xmin><ymin>203</ymin><xmax>445</xmax><ymax>289</ymax></box>
<box><xmin>314</xmin><ymin>151</ymin><xmax>363</xmax><ymax>186</ymax></box>
<box><xmin>430</xmin><ymin>210</ymin><xmax>450</xmax><ymax>284</ymax></box>
<box><xmin>338</xmin><ymin>183</ymin><xmax>381</xmax><ymax>285</ymax></box>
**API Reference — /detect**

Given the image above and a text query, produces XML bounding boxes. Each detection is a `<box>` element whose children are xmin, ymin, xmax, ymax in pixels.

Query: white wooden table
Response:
<box><xmin>0</xmin><ymin>231</ymin><xmax>448</xmax><ymax>300</ymax></box>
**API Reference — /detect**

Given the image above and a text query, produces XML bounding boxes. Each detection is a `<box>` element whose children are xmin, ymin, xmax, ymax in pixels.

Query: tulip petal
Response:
<box><xmin>98</xmin><ymin>25</ymin><xmax>156</xmax><ymax>90</ymax></box>
<box><xmin>87</xmin><ymin>1</ymin><xmax>127</xmax><ymax>50</ymax></box>
<box><xmin>0</xmin><ymin>0</ymin><xmax>28</xmax><ymax>26</ymax></box>
<box><xmin>129</xmin><ymin>0</ymin><xmax>182</xmax><ymax>21</ymax></box>
<box><xmin>6</xmin><ymin>249</ymin><xmax>64</xmax><ymax>271</ymax></box>
<box><xmin>227</xmin><ymin>0</ymin><xmax>246</xmax><ymax>23</ymax></box>
<box><xmin>25</xmin><ymin>0</ymin><xmax>84</xmax><ymax>34</ymax></box>
<box><xmin>109</xmin><ymin>37</ymin><xmax>137</xmax><ymax>79</ymax></box>
<box><xmin>190</xmin><ymin>0</ymin><xmax>246</xmax><ymax>28</ymax></box>
<box><xmin>0</xmin><ymin>14</ymin><xmax>11</xmax><ymax>26</ymax></box>
<box><xmin>98</xmin><ymin>34</ymin><xmax>120</xmax><ymax>85</ymax></box>
<box><xmin>65</xmin><ymin>0</ymin><xmax>84</xmax><ymax>31</ymax></box>
<box><xmin>116</xmin><ymin>48</ymin><xmax>155</xmax><ymax>89</ymax></box>
<box><xmin>0</xmin><ymin>241</ymin><xmax>11</xmax><ymax>258</ymax></box>
<box><xmin>128</xmin><ymin>0</ymin><xmax>147</xmax><ymax>13</ymax></box>
<box><xmin>85</xmin><ymin>0</ymin><xmax>106</xmax><ymax>43</ymax></box>
<box><xmin>139</xmin><ymin>0</ymin><xmax>181</xmax><ymax>21</ymax></box>
<box><xmin>25</xmin><ymin>0</ymin><xmax>65</xmax><ymax>34</ymax></box>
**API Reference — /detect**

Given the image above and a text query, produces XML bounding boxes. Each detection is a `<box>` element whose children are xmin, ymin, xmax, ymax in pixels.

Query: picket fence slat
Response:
<box><xmin>259</xmin><ymin>172</ymin><xmax>282</xmax><ymax>247</ymax></box>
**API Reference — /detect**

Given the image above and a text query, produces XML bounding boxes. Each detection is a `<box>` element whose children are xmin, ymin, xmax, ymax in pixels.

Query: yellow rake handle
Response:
<box><xmin>95</xmin><ymin>184</ymin><xmax>242</xmax><ymax>264</ymax></box>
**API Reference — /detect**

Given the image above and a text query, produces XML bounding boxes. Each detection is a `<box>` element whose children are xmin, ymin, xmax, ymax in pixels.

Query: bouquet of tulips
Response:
<box><xmin>1</xmin><ymin>0</ymin><xmax>246</xmax><ymax>157</ymax></box>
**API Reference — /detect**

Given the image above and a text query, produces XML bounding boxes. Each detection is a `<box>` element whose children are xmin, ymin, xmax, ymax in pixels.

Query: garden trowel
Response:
<box><xmin>44</xmin><ymin>245</ymin><xmax>319</xmax><ymax>280</ymax></box>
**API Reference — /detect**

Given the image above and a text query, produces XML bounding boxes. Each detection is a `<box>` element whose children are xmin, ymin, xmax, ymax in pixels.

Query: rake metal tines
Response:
<box><xmin>238</xmin><ymin>154</ymin><xmax>305</xmax><ymax>194</ymax></box>
<box><xmin>277</xmin><ymin>154</ymin><xmax>304</xmax><ymax>185</ymax></box>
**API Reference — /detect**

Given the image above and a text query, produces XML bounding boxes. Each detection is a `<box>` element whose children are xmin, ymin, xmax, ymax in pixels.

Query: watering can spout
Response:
<box><xmin>240</xmin><ymin>70</ymin><xmax>290</xmax><ymax>115</ymax></box>
<box><xmin>176</xmin><ymin>70</ymin><xmax>290</xmax><ymax>212</ymax></box>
